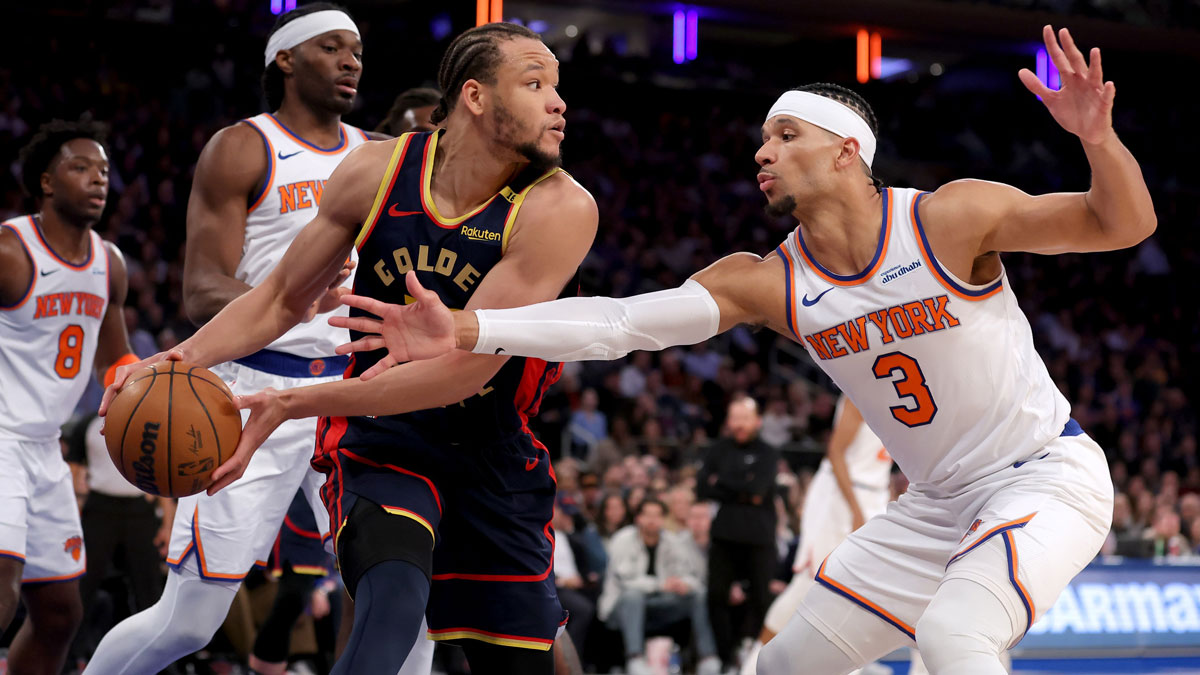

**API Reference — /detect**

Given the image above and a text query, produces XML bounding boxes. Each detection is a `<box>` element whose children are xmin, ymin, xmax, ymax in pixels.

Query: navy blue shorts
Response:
<box><xmin>269</xmin><ymin>491</ymin><xmax>332</xmax><ymax>577</ymax></box>
<box><xmin>316</xmin><ymin>418</ymin><xmax>565</xmax><ymax>650</ymax></box>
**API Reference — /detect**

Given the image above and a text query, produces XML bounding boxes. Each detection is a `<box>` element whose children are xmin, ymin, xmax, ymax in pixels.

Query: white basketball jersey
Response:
<box><xmin>0</xmin><ymin>216</ymin><xmax>109</xmax><ymax>442</ymax></box>
<box><xmin>237</xmin><ymin>113</ymin><xmax>368</xmax><ymax>358</ymax></box>
<box><xmin>833</xmin><ymin>396</ymin><xmax>893</xmax><ymax>492</ymax></box>
<box><xmin>778</xmin><ymin>187</ymin><xmax>1070</xmax><ymax>495</ymax></box>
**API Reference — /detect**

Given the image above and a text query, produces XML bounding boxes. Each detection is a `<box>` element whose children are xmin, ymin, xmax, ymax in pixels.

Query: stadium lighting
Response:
<box><xmin>269</xmin><ymin>0</ymin><xmax>296</xmax><ymax>16</ymax></box>
<box><xmin>673</xmin><ymin>10</ymin><xmax>686</xmax><ymax>64</ymax></box>
<box><xmin>686</xmin><ymin>9</ymin><xmax>698</xmax><ymax>61</ymax></box>
<box><xmin>857</xmin><ymin>29</ymin><xmax>869</xmax><ymax>83</ymax></box>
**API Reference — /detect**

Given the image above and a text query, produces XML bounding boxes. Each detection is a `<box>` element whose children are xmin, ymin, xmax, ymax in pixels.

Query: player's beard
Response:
<box><xmin>493</xmin><ymin>100</ymin><xmax>561</xmax><ymax>175</ymax></box>
<box><xmin>764</xmin><ymin>193</ymin><xmax>797</xmax><ymax>218</ymax></box>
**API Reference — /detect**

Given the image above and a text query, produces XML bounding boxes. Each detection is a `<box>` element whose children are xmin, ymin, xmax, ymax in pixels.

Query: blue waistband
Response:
<box><xmin>233</xmin><ymin>350</ymin><xmax>349</xmax><ymax>379</ymax></box>
<box><xmin>1062</xmin><ymin>418</ymin><xmax>1083</xmax><ymax>437</ymax></box>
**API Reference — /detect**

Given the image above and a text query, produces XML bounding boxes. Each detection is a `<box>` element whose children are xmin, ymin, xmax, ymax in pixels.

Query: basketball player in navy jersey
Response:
<box><xmin>103</xmin><ymin>22</ymin><xmax>597</xmax><ymax>675</ymax></box>
<box><xmin>0</xmin><ymin>120</ymin><xmax>137</xmax><ymax>675</ymax></box>
<box><xmin>85</xmin><ymin>5</ymin><xmax>439</xmax><ymax>674</ymax></box>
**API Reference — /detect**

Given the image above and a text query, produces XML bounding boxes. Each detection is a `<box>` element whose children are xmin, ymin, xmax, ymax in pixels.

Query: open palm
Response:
<box><xmin>1018</xmin><ymin>25</ymin><xmax>1115</xmax><ymax>145</ymax></box>
<box><xmin>329</xmin><ymin>273</ymin><xmax>457</xmax><ymax>379</ymax></box>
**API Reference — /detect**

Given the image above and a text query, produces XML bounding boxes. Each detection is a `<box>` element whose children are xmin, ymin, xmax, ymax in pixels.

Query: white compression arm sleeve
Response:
<box><xmin>471</xmin><ymin>279</ymin><xmax>721</xmax><ymax>361</ymax></box>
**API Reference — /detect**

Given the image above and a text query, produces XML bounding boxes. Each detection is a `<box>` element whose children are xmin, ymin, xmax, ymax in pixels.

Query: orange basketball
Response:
<box><xmin>104</xmin><ymin>361</ymin><xmax>242</xmax><ymax>498</ymax></box>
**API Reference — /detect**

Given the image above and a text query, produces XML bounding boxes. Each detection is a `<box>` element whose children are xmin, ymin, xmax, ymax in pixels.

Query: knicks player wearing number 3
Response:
<box><xmin>0</xmin><ymin>120</ymin><xmax>137</xmax><ymax>675</ymax></box>
<box><xmin>337</xmin><ymin>27</ymin><xmax>1153</xmax><ymax>674</ymax></box>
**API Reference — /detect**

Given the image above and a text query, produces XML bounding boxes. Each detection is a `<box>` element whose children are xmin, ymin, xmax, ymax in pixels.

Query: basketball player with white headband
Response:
<box><xmin>329</xmin><ymin>27</ymin><xmax>1150</xmax><ymax>673</ymax></box>
<box><xmin>87</xmin><ymin>6</ymin><xmax>431</xmax><ymax>674</ymax></box>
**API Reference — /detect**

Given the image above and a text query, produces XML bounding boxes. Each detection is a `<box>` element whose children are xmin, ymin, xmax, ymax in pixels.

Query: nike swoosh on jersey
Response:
<box><xmin>387</xmin><ymin>204</ymin><xmax>423</xmax><ymax>217</ymax></box>
<box><xmin>801</xmin><ymin>287</ymin><xmax>834</xmax><ymax>307</ymax></box>
<box><xmin>525</xmin><ymin>457</ymin><xmax>539</xmax><ymax>471</ymax></box>
<box><xmin>39</xmin><ymin>269</ymin><xmax>58</xmax><ymax>277</ymax></box>
<box><xmin>277</xmin><ymin>150</ymin><xmax>303</xmax><ymax>160</ymax></box>
<box><xmin>1013</xmin><ymin>453</ymin><xmax>1049</xmax><ymax>469</ymax></box>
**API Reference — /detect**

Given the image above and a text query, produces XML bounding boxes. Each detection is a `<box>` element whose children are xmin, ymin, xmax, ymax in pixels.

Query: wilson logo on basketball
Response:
<box><xmin>132</xmin><ymin>421</ymin><xmax>162</xmax><ymax>495</ymax></box>
<box><xmin>64</xmin><ymin>536</ymin><xmax>82</xmax><ymax>562</ymax></box>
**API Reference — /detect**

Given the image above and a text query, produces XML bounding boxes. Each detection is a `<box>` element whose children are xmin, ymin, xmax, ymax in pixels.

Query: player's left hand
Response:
<box><xmin>1018</xmin><ymin>25</ymin><xmax>1116</xmax><ymax>145</ymax></box>
<box><xmin>303</xmin><ymin>259</ymin><xmax>356</xmax><ymax>322</ymax></box>
<box><xmin>207</xmin><ymin>387</ymin><xmax>286</xmax><ymax>494</ymax></box>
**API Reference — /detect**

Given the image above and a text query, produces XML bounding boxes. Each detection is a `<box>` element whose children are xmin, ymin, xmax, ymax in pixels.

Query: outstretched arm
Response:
<box><xmin>336</xmin><ymin>250</ymin><xmax>791</xmax><ymax>366</ymax></box>
<box><xmin>920</xmin><ymin>25</ymin><xmax>1154</xmax><ymax>278</ymax></box>
<box><xmin>208</xmin><ymin>172</ymin><xmax>599</xmax><ymax>492</ymax></box>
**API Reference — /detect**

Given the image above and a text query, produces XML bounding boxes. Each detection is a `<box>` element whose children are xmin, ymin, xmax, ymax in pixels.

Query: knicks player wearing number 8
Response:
<box><xmin>339</xmin><ymin>26</ymin><xmax>1152</xmax><ymax>674</ymax></box>
<box><xmin>0</xmin><ymin>120</ymin><xmax>138</xmax><ymax>674</ymax></box>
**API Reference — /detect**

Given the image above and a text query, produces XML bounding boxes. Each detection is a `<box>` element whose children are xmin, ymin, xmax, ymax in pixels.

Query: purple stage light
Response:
<box><xmin>685</xmin><ymin>9</ymin><xmax>698</xmax><ymax>61</ymax></box>
<box><xmin>673</xmin><ymin>10</ymin><xmax>685</xmax><ymax>64</ymax></box>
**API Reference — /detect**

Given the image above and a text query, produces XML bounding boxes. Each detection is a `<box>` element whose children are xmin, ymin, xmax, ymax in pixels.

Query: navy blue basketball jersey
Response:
<box><xmin>330</xmin><ymin>130</ymin><xmax>565</xmax><ymax>449</ymax></box>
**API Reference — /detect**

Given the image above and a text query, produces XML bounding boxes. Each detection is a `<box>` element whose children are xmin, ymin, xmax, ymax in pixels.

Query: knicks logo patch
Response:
<box><xmin>64</xmin><ymin>536</ymin><xmax>83</xmax><ymax>562</ymax></box>
<box><xmin>959</xmin><ymin>518</ymin><xmax>983</xmax><ymax>544</ymax></box>
<box><xmin>309</xmin><ymin>359</ymin><xmax>326</xmax><ymax>376</ymax></box>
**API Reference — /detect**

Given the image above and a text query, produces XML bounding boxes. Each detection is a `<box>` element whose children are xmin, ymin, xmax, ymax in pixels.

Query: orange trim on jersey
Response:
<box><xmin>355</xmin><ymin>133</ymin><xmax>414</xmax><ymax>250</ymax></box>
<box><xmin>792</xmin><ymin>188</ymin><xmax>892</xmax><ymax>287</ymax></box>
<box><xmin>911</xmin><ymin>192</ymin><xmax>1003</xmax><ymax>302</ymax></box>
<box><xmin>0</xmin><ymin>223</ymin><xmax>36</xmax><ymax>310</ymax></box>
<box><xmin>355</xmin><ymin>127</ymin><xmax>370</xmax><ymax>142</ymax></box>
<box><xmin>420</xmin><ymin>131</ymin><xmax>498</xmax><ymax>229</ymax></box>
<box><xmin>0</xmin><ymin>549</ymin><xmax>26</xmax><ymax>561</ymax></box>
<box><xmin>166</xmin><ymin>541</ymin><xmax>193</xmax><ymax>566</ymax></box>
<box><xmin>775</xmin><ymin>243</ymin><xmax>801</xmax><ymax>341</ymax></box>
<box><xmin>23</xmin><ymin>568</ymin><xmax>86</xmax><ymax>584</ymax></box>
<box><xmin>428</xmin><ymin>626</ymin><xmax>554</xmax><ymax>650</ymax></box>
<box><xmin>263</xmin><ymin>114</ymin><xmax>349</xmax><ymax>155</ymax></box>
<box><xmin>1003</xmin><ymin>530</ymin><xmax>1035</xmax><ymax>637</ymax></box>
<box><xmin>815</xmin><ymin>558</ymin><xmax>915</xmax><ymax>640</ymax></box>
<box><xmin>380</xmin><ymin>505</ymin><xmax>436</xmax><ymax>542</ymax></box>
<box><xmin>187</xmin><ymin>505</ymin><xmax>251</xmax><ymax>581</ymax></box>
<box><xmin>946</xmin><ymin>512</ymin><xmax>1037</xmax><ymax>568</ymax></box>
<box><xmin>241</xmin><ymin>119</ymin><xmax>276</xmax><ymax>213</ymax></box>
<box><xmin>31</xmin><ymin>215</ymin><xmax>95</xmax><ymax>270</ymax></box>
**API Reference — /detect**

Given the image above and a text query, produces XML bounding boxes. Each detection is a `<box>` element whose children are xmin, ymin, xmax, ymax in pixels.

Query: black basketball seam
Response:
<box><xmin>167</xmin><ymin>361</ymin><xmax>175</xmax><ymax>497</ymax></box>
<box><xmin>186</xmin><ymin>368</ymin><xmax>224</xmax><ymax>470</ymax></box>
<box><xmin>190</xmin><ymin>377</ymin><xmax>235</xmax><ymax>405</ymax></box>
<box><xmin>117</xmin><ymin>369</ymin><xmax>158</xmax><ymax>482</ymax></box>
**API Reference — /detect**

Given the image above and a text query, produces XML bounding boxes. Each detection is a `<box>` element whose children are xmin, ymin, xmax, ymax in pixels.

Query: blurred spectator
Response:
<box><xmin>552</xmin><ymin>504</ymin><xmax>595</xmax><ymax>658</ymax></box>
<box><xmin>374</xmin><ymin>87</ymin><xmax>440</xmax><ymax>136</ymax></box>
<box><xmin>697</xmin><ymin>397</ymin><xmax>779</xmax><ymax>670</ymax></box>
<box><xmin>597</xmin><ymin>499</ymin><xmax>720</xmax><ymax>675</ymax></box>
<box><xmin>597</xmin><ymin>492</ymin><xmax>631</xmax><ymax>551</ymax></box>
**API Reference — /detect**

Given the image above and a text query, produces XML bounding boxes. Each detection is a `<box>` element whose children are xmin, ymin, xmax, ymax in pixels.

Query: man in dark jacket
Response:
<box><xmin>697</xmin><ymin>396</ymin><xmax>780</xmax><ymax>670</ymax></box>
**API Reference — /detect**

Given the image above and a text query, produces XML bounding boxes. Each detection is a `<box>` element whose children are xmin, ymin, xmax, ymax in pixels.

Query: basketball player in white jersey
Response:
<box><xmin>334</xmin><ymin>27</ymin><xmax>1151</xmax><ymax>673</ymax></box>
<box><xmin>0</xmin><ymin>119</ymin><xmax>136</xmax><ymax>674</ymax></box>
<box><xmin>87</xmin><ymin>6</ymin><xmax>430</xmax><ymax>674</ymax></box>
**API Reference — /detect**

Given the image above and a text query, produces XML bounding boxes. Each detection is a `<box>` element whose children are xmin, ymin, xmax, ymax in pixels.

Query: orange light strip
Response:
<box><xmin>856</xmin><ymin>29</ymin><xmax>870</xmax><ymax>84</ymax></box>
<box><xmin>870</xmin><ymin>32</ymin><xmax>882</xmax><ymax>80</ymax></box>
<box><xmin>491</xmin><ymin>0</ymin><xmax>503</xmax><ymax>23</ymax></box>
<box><xmin>476</xmin><ymin>0</ymin><xmax>487</xmax><ymax>26</ymax></box>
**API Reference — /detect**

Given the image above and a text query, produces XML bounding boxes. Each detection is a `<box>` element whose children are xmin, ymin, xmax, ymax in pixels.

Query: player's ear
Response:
<box><xmin>836</xmin><ymin>137</ymin><xmax>862</xmax><ymax>170</ymax></box>
<box><xmin>275</xmin><ymin>49</ymin><xmax>296</xmax><ymax>76</ymax></box>
<box><xmin>39</xmin><ymin>169</ymin><xmax>54</xmax><ymax>199</ymax></box>
<box><xmin>462</xmin><ymin>79</ymin><xmax>487</xmax><ymax>117</ymax></box>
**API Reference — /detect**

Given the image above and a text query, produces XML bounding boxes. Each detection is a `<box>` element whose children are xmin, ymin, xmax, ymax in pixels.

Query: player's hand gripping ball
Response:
<box><xmin>104</xmin><ymin>362</ymin><xmax>242</xmax><ymax>497</ymax></box>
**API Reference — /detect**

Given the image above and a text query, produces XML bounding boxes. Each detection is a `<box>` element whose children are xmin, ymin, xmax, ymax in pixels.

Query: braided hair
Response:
<box><xmin>430</xmin><ymin>22</ymin><xmax>541</xmax><ymax>125</ymax></box>
<box><xmin>791</xmin><ymin>83</ymin><xmax>883</xmax><ymax>192</ymax></box>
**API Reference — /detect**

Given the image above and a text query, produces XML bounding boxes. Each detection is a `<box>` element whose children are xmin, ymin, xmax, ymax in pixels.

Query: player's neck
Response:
<box><xmin>36</xmin><ymin>205</ymin><xmax>93</xmax><ymax>262</ymax></box>
<box><xmin>272</xmin><ymin>100</ymin><xmax>342</xmax><ymax>148</ymax></box>
<box><xmin>793</xmin><ymin>185</ymin><xmax>885</xmax><ymax>277</ymax></box>
<box><xmin>430</xmin><ymin>129</ymin><xmax>526</xmax><ymax>217</ymax></box>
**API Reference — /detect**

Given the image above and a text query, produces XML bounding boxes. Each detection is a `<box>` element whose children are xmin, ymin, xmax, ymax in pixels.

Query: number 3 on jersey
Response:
<box><xmin>872</xmin><ymin>351</ymin><xmax>937</xmax><ymax>427</ymax></box>
<box><xmin>55</xmin><ymin>324</ymin><xmax>84</xmax><ymax>378</ymax></box>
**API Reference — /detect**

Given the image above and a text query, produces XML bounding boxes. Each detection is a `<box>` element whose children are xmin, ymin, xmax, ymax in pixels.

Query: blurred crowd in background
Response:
<box><xmin>3</xmin><ymin>1</ymin><xmax>1199</xmax><ymax>671</ymax></box>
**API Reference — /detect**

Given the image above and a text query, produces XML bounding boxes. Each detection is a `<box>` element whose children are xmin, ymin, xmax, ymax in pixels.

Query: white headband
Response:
<box><xmin>264</xmin><ymin>10</ymin><xmax>360</xmax><ymax>68</ymax></box>
<box><xmin>766</xmin><ymin>91</ymin><xmax>877</xmax><ymax>169</ymax></box>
